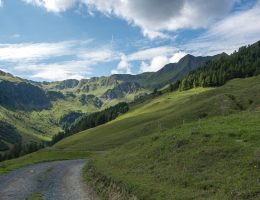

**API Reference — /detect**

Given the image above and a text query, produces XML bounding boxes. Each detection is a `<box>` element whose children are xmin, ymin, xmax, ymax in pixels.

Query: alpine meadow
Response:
<box><xmin>0</xmin><ymin>1</ymin><xmax>260</xmax><ymax>200</ymax></box>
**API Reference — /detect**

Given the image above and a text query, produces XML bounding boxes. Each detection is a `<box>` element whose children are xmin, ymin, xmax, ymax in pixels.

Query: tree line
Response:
<box><xmin>0</xmin><ymin>142</ymin><xmax>45</xmax><ymax>162</ymax></box>
<box><xmin>169</xmin><ymin>41</ymin><xmax>260</xmax><ymax>91</ymax></box>
<box><xmin>51</xmin><ymin>102</ymin><xmax>129</xmax><ymax>144</ymax></box>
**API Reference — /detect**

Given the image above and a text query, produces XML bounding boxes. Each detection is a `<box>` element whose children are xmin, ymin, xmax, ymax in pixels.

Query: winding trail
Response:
<box><xmin>0</xmin><ymin>160</ymin><xmax>98</xmax><ymax>200</ymax></box>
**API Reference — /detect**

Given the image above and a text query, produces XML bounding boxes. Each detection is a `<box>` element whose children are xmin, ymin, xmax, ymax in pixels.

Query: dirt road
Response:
<box><xmin>0</xmin><ymin>160</ymin><xmax>98</xmax><ymax>200</ymax></box>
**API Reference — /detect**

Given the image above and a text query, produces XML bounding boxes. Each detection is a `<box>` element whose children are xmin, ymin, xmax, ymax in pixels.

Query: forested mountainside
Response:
<box><xmin>177</xmin><ymin>41</ymin><xmax>260</xmax><ymax>90</ymax></box>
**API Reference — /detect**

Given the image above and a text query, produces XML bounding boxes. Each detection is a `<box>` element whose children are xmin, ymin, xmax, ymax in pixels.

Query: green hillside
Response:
<box><xmin>55</xmin><ymin>75</ymin><xmax>260</xmax><ymax>151</ymax></box>
<box><xmin>53</xmin><ymin>75</ymin><xmax>260</xmax><ymax>199</ymax></box>
<box><xmin>0</xmin><ymin>52</ymin><xmax>209</xmax><ymax>153</ymax></box>
<box><xmin>0</xmin><ymin>75</ymin><xmax>259</xmax><ymax>199</ymax></box>
<box><xmin>0</xmin><ymin>70</ymin><xmax>23</xmax><ymax>83</ymax></box>
<box><xmin>0</xmin><ymin>41</ymin><xmax>260</xmax><ymax>199</ymax></box>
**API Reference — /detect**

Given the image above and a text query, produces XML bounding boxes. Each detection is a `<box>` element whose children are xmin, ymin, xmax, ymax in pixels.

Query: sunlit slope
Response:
<box><xmin>88</xmin><ymin>110</ymin><xmax>260</xmax><ymax>200</ymax></box>
<box><xmin>55</xmin><ymin>75</ymin><xmax>260</xmax><ymax>151</ymax></box>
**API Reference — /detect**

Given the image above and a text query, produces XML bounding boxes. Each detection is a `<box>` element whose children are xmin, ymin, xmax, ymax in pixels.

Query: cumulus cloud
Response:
<box><xmin>111</xmin><ymin>54</ymin><xmax>132</xmax><ymax>74</ymax></box>
<box><xmin>110</xmin><ymin>46</ymin><xmax>186</xmax><ymax>73</ymax></box>
<box><xmin>24</xmin><ymin>0</ymin><xmax>236</xmax><ymax>39</ymax></box>
<box><xmin>169</xmin><ymin>52</ymin><xmax>187</xmax><ymax>63</ymax></box>
<box><xmin>82</xmin><ymin>0</ymin><xmax>236</xmax><ymax>39</ymax></box>
<box><xmin>23</xmin><ymin>0</ymin><xmax>76</xmax><ymax>12</ymax></box>
<box><xmin>140</xmin><ymin>56</ymin><xmax>169</xmax><ymax>72</ymax></box>
<box><xmin>140</xmin><ymin>51</ymin><xmax>186</xmax><ymax>73</ymax></box>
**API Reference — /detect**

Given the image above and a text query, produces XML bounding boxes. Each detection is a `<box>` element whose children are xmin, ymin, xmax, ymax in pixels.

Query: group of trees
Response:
<box><xmin>173</xmin><ymin>41</ymin><xmax>260</xmax><ymax>91</ymax></box>
<box><xmin>0</xmin><ymin>142</ymin><xmax>45</xmax><ymax>162</ymax></box>
<box><xmin>51</xmin><ymin>102</ymin><xmax>129</xmax><ymax>144</ymax></box>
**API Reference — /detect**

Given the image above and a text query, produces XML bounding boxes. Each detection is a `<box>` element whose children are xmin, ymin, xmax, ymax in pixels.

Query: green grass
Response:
<box><xmin>55</xmin><ymin>75</ymin><xmax>260</xmax><ymax>151</ymax></box>
<box><xmin>56</xmin><ymin>76</ymin><xmax>260</xmax><ymax>199</ymax></box>
<box><xmin>86</xmin><ymin>111</ymin><xmax>260</xmax><ymax>199</ymax></box>
<box><xmin>1</xmin><ymin>76</ymin><xmax>260</xmax><ymax>199</ymax></box>
<box><xmin>0</xmin><ymin>82</ymin><xmax>147</xmax><ymax>148</ymax></box>
<box><xmin>0</xmin><ymin>73</ymin><xmax>22</xmax><ymax>83</ymax></box>
<box><xmin>54</xmin><ymin>88</ymin><xmax>212</xmax><ymax>151</ymax></box>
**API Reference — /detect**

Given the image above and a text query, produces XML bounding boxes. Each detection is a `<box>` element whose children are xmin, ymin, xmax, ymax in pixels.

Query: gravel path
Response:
<box><xmin>0</xmin><ymin>160</ymin><xmax>98</xmax><ymax>200</ymax></box>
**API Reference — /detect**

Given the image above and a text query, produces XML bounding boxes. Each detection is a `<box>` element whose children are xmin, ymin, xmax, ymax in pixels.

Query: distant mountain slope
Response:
<box><xmin>101</xmin><ymin>82</ymin><xmax>141</xmax><ymax>100</ymax></box>
<box><xmin>0</xmin><ymin>80</ymin><xmax>51</xmax><ymax>110</ymax></box>
<box><xmin>143</xmin><ymin>54</ymin><xmax>212</xmax><ymax>88</ymax></box>
<box><xmin>0</xmin><ymin>70</ymin><xmax>23</xmax><ymax>83</ymax></box>
<box><xmin>39</xmin><ymin>54</ymin><xmax>211</xmax><ymax>100</ymax></box>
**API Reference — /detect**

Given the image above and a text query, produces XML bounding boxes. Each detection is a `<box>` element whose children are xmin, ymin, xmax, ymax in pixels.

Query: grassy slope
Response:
<box><xmin>0</xmin><ymin>76</ymin><xmax>259</xmax><ymax>199</ymax></box>
<box><xmin>0</xmin><ymin>71</ymin><xmax>150</xmax><ymax>148</ymax></box>
<box><xmin>0</xmin><ymin>94</ymin><xmax>105</xmax><ymax>148</ymax></box>
<box><xmin>55</xmin><ymin>75</ymin><xmax>260</xmax><ymax>151</ymax></box>
<box><xmin>88</xmin><ymin>111</ymin><xmax>260</xmax><ymax>200</ymax></box>
<box><xmin>56</xmin><ymin>75</ymin><xmax>260</xmax><ymax>199</ymax></box>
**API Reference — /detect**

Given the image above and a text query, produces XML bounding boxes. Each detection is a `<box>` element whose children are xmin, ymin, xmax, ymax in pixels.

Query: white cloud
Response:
<box><xmin>111</xmin><ymin>54</ymin><xmax>132</xmax><ymax>74</ymax></box>
<box><xmin>78</xmin><ymin>48</ymin><xmax>118</xmax><ymax>63</ymax></box>
<box><xmin>16</xmin><ymin>60</ymin><xmax>92</xmax><ymax>81</ymax></box>
<box><xmin>23</xmin><ymin>0</ymin><xmax>76</xmax><ymax>12</ymax></box>
<box><xmin>24</xmin><ymin>0</ymin><xmax>236</xmax><ymax>39</ymax></box>
<box><xmin>169</xmin><ymin>52</ymin><xmax>187</xmax><ymax>63</ymax></box>
<box><xmin>140</xmin><ymin>56</ymin><xmax>169</xmax><ymax>72</ymax></box>
<box><xmin>183</xmin><ymin>1</ymin><xmax>260</xmax><ymax>55</ymax></box>
<box><xmin>0</xmin><ymin>0</ymin><xmax>3</xmax><ymax>7</ymax></box>
<box><xmin>128</xmin><ymin>46</ymin><xmax>177</xmax><ymax>61</ymax></box>
<box><xmin>0</xmin><ymin>40</ymin><xmax>119</xmax><ymax>81</ymax></box>
<box><xmin>0</xmin><ymin>41</ymin><xmax>75</xmax><ymax>62</ymax></box>
<box><xmin>140</xmin><ymin>51</ymin><xmax>186</xmax><ymax>73</ymax></box>
<box><xmin>110</xmin><ymin>46</ymin><xmax>186</xmax><ymax>74</ymax></box>
<box><xmin>82</xmin><ymin>0</ymin><xmax>236</xmax><ymax>39</ymax></box>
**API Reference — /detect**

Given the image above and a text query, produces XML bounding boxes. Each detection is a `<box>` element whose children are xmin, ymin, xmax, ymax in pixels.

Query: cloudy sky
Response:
<box><xmin>0</xmin><ymin>0</ymin><xmax>260</xmax><ymax>81</ymax></box>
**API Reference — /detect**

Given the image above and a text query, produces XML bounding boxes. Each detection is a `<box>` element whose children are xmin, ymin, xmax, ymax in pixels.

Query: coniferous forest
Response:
<box><xmin>178</xmin><ymin>41</ymin><xmax>260</xmax><ymax>90</ymax></box>
<box><xmin>51</xmin><ymin>102</ymin><xmax>129</xmax><ymax>144</ymax></box>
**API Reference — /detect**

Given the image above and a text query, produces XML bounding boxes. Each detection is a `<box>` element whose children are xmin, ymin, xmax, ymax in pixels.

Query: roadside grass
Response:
<box><xmin>85</xmin><ymin>111</ymin><xmax>260</xmax><ymax>200</ymax></box>
<box><xmin>0</xmin><ymin>148</ymin><xmax>90</xmax><ymax>174</ymax></box>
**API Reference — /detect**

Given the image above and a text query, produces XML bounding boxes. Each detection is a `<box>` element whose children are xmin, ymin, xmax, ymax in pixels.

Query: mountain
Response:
<box><xmin>101</xmin><ymin>82</ymin><xmax>141</xmax><ymax>100</ymax></box>
<box><xmin>0</xmin><ymin>42</ymin><xmax>257</xmax><ymax>154</ymax></box>
<box><xmin>1</xmin><ymin>41</ymin><xmax>260</xmax><ymax>199</ymax></box>
<box><xmin>0</xmin><ymin>70</ymin><xmax>23</xmax><ymax>83</ymax></box>
<box><xmin>0</xmin><ymin>80</ymin><xmax>51</xmax><ymax>110</ymax></box>
<box><xmin>143</xmin><ymin>54</ymin><xmax>212</xmax><ymax>88</ymax></box>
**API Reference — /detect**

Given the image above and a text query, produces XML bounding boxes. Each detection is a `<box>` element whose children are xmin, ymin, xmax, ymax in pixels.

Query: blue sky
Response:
<box><xmin>0</xmin><ymin>0</ymin><xmax>260</xmax><ymax>81</ymax></box>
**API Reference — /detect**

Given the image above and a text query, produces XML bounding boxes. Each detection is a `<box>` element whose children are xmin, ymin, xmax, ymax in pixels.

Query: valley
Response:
<box><xmin>0</xmin><ymin>40</ymin><xmax>259</xmax><ymax>199</ymax></box>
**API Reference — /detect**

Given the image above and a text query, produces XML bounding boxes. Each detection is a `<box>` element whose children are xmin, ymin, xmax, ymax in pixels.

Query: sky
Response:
<box><xmin>0</xmin><ymin>0</ymin><xmax>260</xmax><ymax>81</ymax></box>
